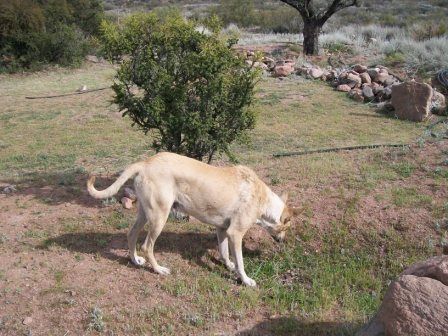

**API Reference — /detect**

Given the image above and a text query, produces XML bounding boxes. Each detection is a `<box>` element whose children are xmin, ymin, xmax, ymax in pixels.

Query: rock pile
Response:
<box><xmin>299</xmin><ymin>64</ymin><xmax>401</xmax><ymax>104</ymax></box>
<box><xmin>244</xmin><ymin>50</ymin><xmax>447</xmax><ymax>120</ymax></box>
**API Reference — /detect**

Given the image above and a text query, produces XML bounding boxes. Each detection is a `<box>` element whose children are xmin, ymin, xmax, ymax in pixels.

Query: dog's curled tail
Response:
<box><xmin>87</xmin><ymin>163</ymin><xmax>142</xmax><ymax>199</ymax></box>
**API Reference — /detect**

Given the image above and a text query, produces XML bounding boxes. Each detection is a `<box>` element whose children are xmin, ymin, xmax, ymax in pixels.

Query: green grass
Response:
<box><xmin>391</xmin><ymin>187</ymin><xmax>433</xmax><ymax>208</ymax></box>
<box><xmin>247</xmin><ymin>221</ymin><xmax>433</xmax><ymax>320</ymax></box>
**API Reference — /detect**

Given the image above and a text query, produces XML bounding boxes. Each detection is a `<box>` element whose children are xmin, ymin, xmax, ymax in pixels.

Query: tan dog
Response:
<box><xmin>87</xmin><ymin>152</ymin><xmax>300</xmax><ymax>286</ymax></box>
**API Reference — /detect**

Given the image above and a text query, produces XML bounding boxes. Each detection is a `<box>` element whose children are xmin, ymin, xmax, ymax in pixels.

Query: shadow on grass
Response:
<box><xmin>237</xmin><ymin>317</ymin><xmax>362</xmax><ymax>336</ymax></box>
<box><xmin>1</xmin><ymin>169</ymin><xmax>130</xmax><ymax>208</ymax></box>
<box><xmin>348</xmin><ymin>112</ymin><xmax>385</xmax><ymax>119</ymax></box>
<box><xmin>40</xmin><ymin>230</ymin><xmax>229</xmax><ymax>271</ymax></box>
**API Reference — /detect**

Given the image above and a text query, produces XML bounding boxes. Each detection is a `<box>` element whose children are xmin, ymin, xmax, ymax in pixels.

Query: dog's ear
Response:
<box><xmin>280</xmin><ymin>192</ymin><xmax>288</xmax><ymax>203</ymax></box>
<box><xmin>291</xmin><ymin>207</ymin><xmax>303</xmax><ymax>216</ymax></box>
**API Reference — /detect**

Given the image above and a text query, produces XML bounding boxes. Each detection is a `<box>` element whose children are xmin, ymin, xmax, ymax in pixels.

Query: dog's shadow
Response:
<box><xmin>41</xmin><ymin>230</ymin><xmax>261</xmax><ymax>275</ymax></box>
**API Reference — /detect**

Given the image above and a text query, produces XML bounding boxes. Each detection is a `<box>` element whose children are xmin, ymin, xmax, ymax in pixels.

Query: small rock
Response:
<box><xmin>330</xmin><ymin>79</ymin><xmax>339</xmax><ymax>87</ymax></box>
<box><xmin>337</xmin><ymin>84</ymin><xmax>351</xmax><ymax>92</ymax></box>
<box><xmin>309</xmin><ymin>67</ymin><xmax>324</xmax><ymax>79</ymax></box>
<box><xmin>374</xmin><ymin>72</ymin><xmax>389</xmax><ymax>84</ymax></box>
<box><xmin>124</xmin><ymin>187</ymin><xmax>137</xmax><ymax>201</ymax></box>
<box><xmin>338</xmin><ymin>71</ymin><xmax>348</xmax><ymax>80</ymax></box>
<box><xmin>121</xmin><ymin>197</ymin><xmax>133</xmax><ymax>209</ymax></box>
<box><xmin>349</xmin><ymin>89</ymin><xmax>364</xmax><ymax>102</ymax></box>
<box><xmin>23</xmin><ymin>317</ymin><xmax>33</xmax><ymax>325</ymax></box>
<box><xmin>245</xmin><ymin>60</ymin><xmax>268</xmax><ymax>70</ymax></box>
<box><xmin>65</xmin><ymin>289</ymin><xmax>76</xmax><ymax>296</ymax></box>
<box><xmin>372</xmin><ymin>82</ymin><xmax>384</xmax><ymax>95</ymax></box>
<box><xmin>383</xmin><ymin>86</ymin><xmax>393</xmax><ymax>100</ymax></box>
<box><xmin>360</xmin><ymin>72</ymin><xmax>372</xmax><ymax>84</ymax></box>
<box><xmin>273</xmin><ymin>65</ymin><xmax>294</xmax><ymax>77</ymax></box>
<box><xmin>353</xmin><ymin>64</ymin><xmax>367</xmax><ymax>73</ymax></box>
<box><xmin>367</xmin><ymin>68</ymin><xmax>379</xmax><ymax>79</ymax></box>
<box><xmin>346</xmin><ymin>73</ymin><xmax>362</xmax><ymax>87</ymax></box>
<box><xmin>76</xmin><ymin>85</ymin><xmax>87</xmax><ymax>92</ymax></box>
<box><xmin>362</xmin><ymin>86</ymin><xmax>375</xmax><ymax>100</ymax></box>
<box><xmin>296</xmin><ymin>66</ymin><xmax>309</xmax><ymax>75</ymax></box>
<box><xmin>262</xmin><ymin>56</ymin><xmax>275</xmax><ymax>69</ymax></box>
<box><xmin>2</xmin><ymin>185</ymin><xmax>17</xmax><ymax>194</ymax></box>
<box><xmin>327</xmin><ymin>70</ymin><xmax>338</xmax><ymax>81</ymax></box>
<box><xmin>85</xmin><ymin>55</ymin><xmax>99</xmax><ymax>63</ymax></box>
<box><xmin>384</xmin><ymin>75</ymin><xmax>397</xmax><ymax>87</ymax></box>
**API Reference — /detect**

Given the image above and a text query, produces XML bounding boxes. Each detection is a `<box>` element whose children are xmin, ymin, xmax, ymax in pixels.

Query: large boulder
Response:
<box><xmin>391</xmin><ymin>82</ymin><xmax>433</xmax><ymax>122</ymax></box>
<box><xmin>357</xmin><ymin>256</ymin><xmax>448</xmax><ymax>336</ymax></box>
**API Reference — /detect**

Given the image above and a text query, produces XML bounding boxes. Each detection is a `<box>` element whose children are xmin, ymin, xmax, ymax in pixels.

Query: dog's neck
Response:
<box><xmin>257</xmin><ymin>190</ymin><xmax>285</xmax><ymax>228</ymax></box>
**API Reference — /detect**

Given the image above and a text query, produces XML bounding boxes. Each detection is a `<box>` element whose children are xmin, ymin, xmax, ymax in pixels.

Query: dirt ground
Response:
<box><xmin>1</xmin><ymin>141</ymin><xmax>447</xmax><ymax>335</ymax></box>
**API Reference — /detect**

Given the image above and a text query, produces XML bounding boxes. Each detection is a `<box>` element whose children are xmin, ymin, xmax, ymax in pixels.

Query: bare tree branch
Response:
<box><xmin>319</xmin><ymin>0</ymin><xmax>360</xmax><ymax>23</ymax></box>
<box><xmin>279</xmin><ymin>0</ymin><xmax>361</xmax><ymax>55</ymax></box>
<box><xmin>280</xmin><ymin>0</ymin><xmax>359</xmax><ymax>21</ymax></box>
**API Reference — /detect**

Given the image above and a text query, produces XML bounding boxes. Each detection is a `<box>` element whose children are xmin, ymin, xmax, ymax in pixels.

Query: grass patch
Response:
<box><xmin>247</xmin><ymin>221</ymin><xmax>433</xmax><ymax>320</ymax></box>
<box><xmin>391</xmin><ymin>187</ymin><xmax>433</xmax><ymax>208</ymax></box>
<box><xmin>391</xmin><ymin>162</ymin><xmax>416</xmax><ymax>178</ymax></box>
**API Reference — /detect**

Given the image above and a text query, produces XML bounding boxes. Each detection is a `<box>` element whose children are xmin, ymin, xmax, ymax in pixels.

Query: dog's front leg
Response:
<box><xmin>227</xmin><ymin>230</ymin><xmax>256</xmax><ymax>287</ymax></box>
<box><xmin>216</xmin><ymin>228</ymin><xmax>235</xmax><ymax>271</ymax></box>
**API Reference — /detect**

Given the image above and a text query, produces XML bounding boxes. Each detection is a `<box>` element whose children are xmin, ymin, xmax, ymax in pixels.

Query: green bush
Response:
<box><xmin>0</xmin><ymin>0</ymin><xmax>103</xmax><ymax>72</ymax></box>
<box><xmin>101</xmin><ymin>13</ymin><xmax>260</xmax><ymax>162</ymax></box>
<box><xmin>384</xmin><ymin>51</ymin><xmax>406</xmax><ymax>67</ymax></box>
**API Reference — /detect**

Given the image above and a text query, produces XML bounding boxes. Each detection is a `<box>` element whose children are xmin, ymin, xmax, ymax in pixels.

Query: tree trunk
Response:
<box><xmin>302</xmin><ymin>20</ymin><xmax>321</xmax><ymax>55</ymax></box>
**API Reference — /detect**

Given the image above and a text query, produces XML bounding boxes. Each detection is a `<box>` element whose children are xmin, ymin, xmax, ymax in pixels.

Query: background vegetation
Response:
<box><xmin>0</xmin><ymin>0</ymin><xmax>104</xmax><ymax>72</ymax></box>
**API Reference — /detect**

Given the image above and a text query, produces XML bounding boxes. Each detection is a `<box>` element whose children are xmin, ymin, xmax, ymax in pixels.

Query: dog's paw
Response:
<box><xmin>154</xmin><ymin>266</ymin><xmax>171</xmax><ymax>275</ymax></box>
<box><xmin>132</xmin><ymin>256</ymin><xmax>146</xmax><ymax>266</ymax></box>
<box><xmin>242</xmin><ymin>277</ymin><xmax>257</xmax><ymax>287</ymax></box>
<box><xmin>225</xmin><ymin>261</ymin><xmax>236</xmax><ymax>271</ymax></box>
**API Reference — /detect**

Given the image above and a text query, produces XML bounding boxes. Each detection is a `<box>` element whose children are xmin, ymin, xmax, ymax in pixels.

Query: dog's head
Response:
<box><xmin>264</xmin><ymin>193</ymin><xmax>302</xmax><ymax>242</ymax></box>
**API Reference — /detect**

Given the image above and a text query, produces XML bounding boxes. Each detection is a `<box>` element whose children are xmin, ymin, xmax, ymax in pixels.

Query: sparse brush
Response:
<box><xmin>89</xmin><ymin>307</ymin><xmax>105</xmax><ymax>332</ymax></box>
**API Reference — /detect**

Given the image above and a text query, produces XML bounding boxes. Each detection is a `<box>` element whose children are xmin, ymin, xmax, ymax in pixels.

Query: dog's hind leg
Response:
<box><xmin>142</xmin><ymin>207</ymin><xmax>171</xmax><ymax>275</ymax></box>
<box><xmin>216</xmin><ymin>228</ymin><xmax>235</xmax><ymax>271</ymax></box>
<box><xmin>227</xmin><ymin>227</ymin><xmax>256</xmax><ymax>287</ymax></box>
<box><xmin>128</xmin><ymin>206</ymin><xmax>147</xmax><ymax>266</ymax></box>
